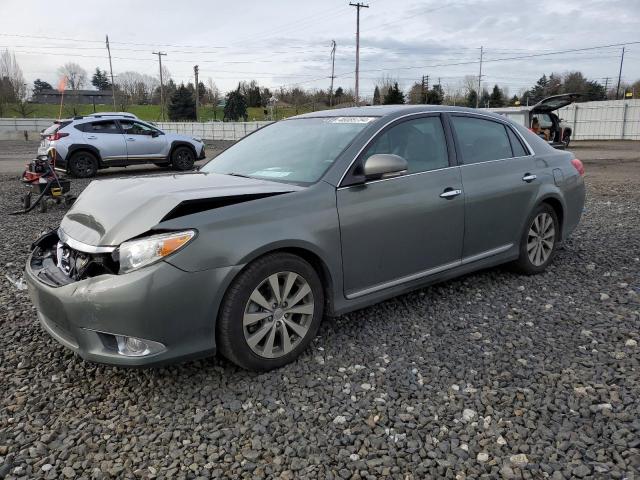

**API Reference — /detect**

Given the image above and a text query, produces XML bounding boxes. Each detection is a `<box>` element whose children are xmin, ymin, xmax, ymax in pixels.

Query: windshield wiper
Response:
<box><xmin>226</xmin><ymin>172</ymin><xmax>253</xmax><ymax>179</ymax></box>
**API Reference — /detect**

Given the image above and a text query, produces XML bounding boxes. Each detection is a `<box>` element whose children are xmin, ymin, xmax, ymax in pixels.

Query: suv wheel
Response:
<box><xmin>513</xmin><ymin>203</ymin><xmax>559</xmax><ymax>275</ymax></box>
<box><xmin>217</xmin><ymin>253</ymin><xmax>324</xmax><ymax>371</ymax></box>
<box><xmin>562</xmin><ymin>132</ymin><xmax>571</xmax><ymax>147</ymax></box>
<box><xmin>171</xmin><ymin>146</ymin><xmax>195</xmax><ymax>171</ymax></box>
<box><xmin>69</xmin><ymin>151</ymin><xmax>98</xmax><ymax>178</ymax></box>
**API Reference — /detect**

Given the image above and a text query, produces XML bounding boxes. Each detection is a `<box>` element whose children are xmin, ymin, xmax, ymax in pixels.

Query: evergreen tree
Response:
<box><xmin>168</xmin><ymin>84</ymin><xmax>196</xmax><ymax>120</ymax></box>
<box><xmin>334</xmin><ymin>87</ymin><xmax>344</xmax><ymax>100</ymax></box>
<box><xmin>489</xmin><ymin>84</ymin><xmax>505</xmax><ymax>107</ymax></box>
<box><xmin>224</xmin><ymin>85</ymin><xmax>248</xmax><ymax>121</ymax></box>
<box><xmin>32</xmin><ymin>79</ymin><xmax>53</xmax><ymax>95</ymax></box>
<box><xmin>373</xmin><ymin>86</ymin><xmax>381</xmax><ymax>105</ymax></box>
<box><xmin>426</xmin><ymin>84</ymin><xmax>444</xmax><ymax>105</ymax></box>
<box><xmin>383</xmin><ymin>82</ymin><xmax>405</xmax><ymax>104</ymax></box>
<box><xmin>91</xmin><ymin>68</ymin><xmax>111</xmax><ymax>91</ymax></box>
<box><xmin>509</xmin><ymin>94</ymin><xmax>520</xmax><ymax>106</ymax></box>
<box><xmin>466</xmin><ymin>89</ymin><xmax>478</xmax><ymax>108</ymax></box>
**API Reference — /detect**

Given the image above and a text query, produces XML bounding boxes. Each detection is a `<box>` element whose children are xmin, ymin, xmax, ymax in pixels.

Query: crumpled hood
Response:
<box><xmin>60</xmin><ymin>172</ymin><xmax>302</xmax><ymax>246</ymax></box>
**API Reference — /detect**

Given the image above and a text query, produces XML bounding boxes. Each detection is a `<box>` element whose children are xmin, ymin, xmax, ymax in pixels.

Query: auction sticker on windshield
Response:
<box><xmin>326</xmin><ymin>117</ymin><xmax>377</xmax><ymax>124</ymax></box>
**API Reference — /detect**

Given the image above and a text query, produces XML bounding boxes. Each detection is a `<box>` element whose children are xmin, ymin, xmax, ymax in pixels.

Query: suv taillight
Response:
<box><xmin>571</xmin><ymin>158</ymin><xmax>585</xmax><ymax>176</ymax></box>
<box><xmin>48</xmin><ymin>132</ymin><xmax>69</xmax><ymax>141</ymax></box>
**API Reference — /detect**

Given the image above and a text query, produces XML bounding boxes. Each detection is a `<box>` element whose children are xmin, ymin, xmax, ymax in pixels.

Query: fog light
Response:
<box><xmin>114</xmin><ymin>335</ymin><xmax>165</xmax><ymax>357</ymax></box>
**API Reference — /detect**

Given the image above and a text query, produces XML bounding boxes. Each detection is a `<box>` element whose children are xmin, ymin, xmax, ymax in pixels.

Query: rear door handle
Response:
<box><xmin>127</xmin><ymin>137</ymin><xmax>135</xmax><ymax>141</ymax></box>
<box><xmin>522</xmin><ymin>173</ymin><xmax>537</xmax><ymax>182</ymax></box>
<box><xmin>86</xmin><ymin>135</ymin><xmax>97</xmax><ymax>140</ymax></box>
<box><xmin>440</xmin><ymin>188</ymin><xmax>462</xmax><ymax>199</ymax></box>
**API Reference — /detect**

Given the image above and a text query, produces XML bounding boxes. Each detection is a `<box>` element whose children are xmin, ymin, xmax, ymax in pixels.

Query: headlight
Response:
<box><xmin>118</xmin><ymin>230</ymin><xmax>196</xmax><ymax>274</ymax></box>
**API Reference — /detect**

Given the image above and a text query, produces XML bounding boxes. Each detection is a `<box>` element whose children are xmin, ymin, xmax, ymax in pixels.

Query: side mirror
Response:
<box><xmin>363</xmin><ymin>154</ymin><xmax>408</xmax><ymax>180</ymax></box>
<box><xmin>151</xmin><ymin>131</ymin><xmax>160</xmax><ymax>137</ymax></box>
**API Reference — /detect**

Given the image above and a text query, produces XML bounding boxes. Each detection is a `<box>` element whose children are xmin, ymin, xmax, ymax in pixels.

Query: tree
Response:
<box><xmin>33</xmin><ymin>79</ymin><xmax>53</xmax><ymax>96</ymax></box>
<box><xmin>334</xmin><ymin>86</ymin><xmax>344</xmax><ymax>100</ymax></box>
<box><xmin>57</xmin><ymin>62</ymin><xmax>87</xmax><ymax>90</ymax></box>
<box><xmin>383</xmin><ymin>82</ymin><xmax>405</xmax><ymax>104</ymax></box>
<box><xmin>91</xmin><ymin>68</ymin><xmax>111</xmax><ymax>90</ymax></box>
<box><xmin>489</xmin><ymin>84</ymin><xmax>505</xmax><ymax>107</ymax></box>
<box><xmin>427</xmin><ymin>84</ymin><xmax>444</xmax><ymax>105</ymax></box>
<box><xmin>168</xmin><ymin>84</ymin><xmax>196</xmax><ymax>120</ymax></box>
<box><xmin>466</xmin><ymin>89</ymin><xmax>478</xmax><ymax>108</ymax></box>
<box><xmin>240</xmin><ymin>80</ymin><xmax>262</xmax><ymax>108</ymax></box>
<box><xmin>224</xmin><ymin>84</ymin><xmax>248</xmax><ymax>121</ymax></box>
<box><xmin>509</xmin><ymin>94</ymin><xmax>520</xmax><ymax>106</ymax></box>
<box><xmin>205</xmin><ymin>78</ymin><xmax>220</xmax><ymax>106</ymax></box>
<box><xmin>372</xmin><ymin>86</ymin><xmax>381</xmax><ymax>105</ymax></box>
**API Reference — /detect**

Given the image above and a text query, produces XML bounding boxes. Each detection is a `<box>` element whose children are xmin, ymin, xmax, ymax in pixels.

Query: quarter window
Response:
<box><xmin>450</xmin><ymin>116</ymin><xmax>513</xmax><ymax>164</ymax></box>
<box><xmin>363</xmin><ymin>116</ymin><xmax>449</xmax><ymax>174</ymax></box>
<box><xmin>507</xmin><ymin>127</ymin><xmax>529</xmax><ymax>157</ymax></box>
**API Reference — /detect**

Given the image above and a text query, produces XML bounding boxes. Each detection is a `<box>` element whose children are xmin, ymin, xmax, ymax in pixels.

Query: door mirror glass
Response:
<box><xmin>363</xmin><ymin>154</ymin><xmax>408</xmax><ymax>180</ymax></box>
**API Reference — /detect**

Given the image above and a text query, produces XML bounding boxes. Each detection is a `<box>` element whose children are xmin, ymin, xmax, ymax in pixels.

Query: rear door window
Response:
<box><xmin>450</xmin><ymin>116</ymin><xmax>513</xmax><ymax>164</ymax></box>
<box><xmin>85</xmin><ymin>120</ymin><xmax>120</xmax><ymax>134</ymax></box>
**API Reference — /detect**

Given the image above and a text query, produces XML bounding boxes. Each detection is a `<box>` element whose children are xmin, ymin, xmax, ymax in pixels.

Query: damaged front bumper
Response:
<box><xmin>25</xmin><ymin>230</ymin><xmax>237</xmax><ymax>366</ymax></box>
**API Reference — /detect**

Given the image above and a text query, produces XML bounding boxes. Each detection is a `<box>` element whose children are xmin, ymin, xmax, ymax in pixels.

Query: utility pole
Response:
<box><xmin>476</xmin><ymin>45</ymin><xmax>483</xmax><ymax>108</ymax></box>
<box><xmin>329</xmin><ymin>40</ymin><xmax>337</xmax><ymax>107</ymax></box>
<box><xmin>603</xmin><ymin>77</ymin><xmax>611</xmax><ymax>98</ymax></box>
<box><xmin>349</xmin><ymin>2</ymin><xmax>369</xmax><ymax>106</ymax></box>
<box><xmin>153</xmin><ymin>51</ymin><xmax>167</xmax><ymax>120</ymax></box>
<box><xmin>616</xmin><ymin>47</ymin><xmax>625</xmax><ymax>100</ymax></box>
<box><xmin>194</xmin><ymin>64</ymin><xmax>199</xmax><ymax>120</ymax></box>
<box><xmin>421</xmin><ymin>75</ymin><xmax>426</xmax><ymax>103</ymax></box>
<box><xmin>105</xmin><ymin>35</ymin><xmax>116</xmax><ymax>109</ymax></box>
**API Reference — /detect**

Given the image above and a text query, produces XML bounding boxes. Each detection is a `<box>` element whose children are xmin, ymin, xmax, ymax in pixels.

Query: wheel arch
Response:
<box><xmin>232</xmin><ymin>242</ymin><xmax>337</xmax><ymax>317</ymax></box>
<box><xmin>538</xmin><ymin>194</ymin><xmax>565</xmax><ymax>237</ymax></box>
<box><xmin>67</xmin><ymin>144</ymin><xmax>102</xmax><ymax>168</ymax></box>
<box><xmin>169</xmin><ymin>140</ymin><xmax>197</xmax><ymax>160</ymax></box>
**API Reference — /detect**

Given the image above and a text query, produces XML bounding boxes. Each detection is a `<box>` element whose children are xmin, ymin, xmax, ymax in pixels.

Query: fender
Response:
<box><xmin>534</xmin><ymin>187</ymin><xmax>567</xmax><ymax>238</ymax></box>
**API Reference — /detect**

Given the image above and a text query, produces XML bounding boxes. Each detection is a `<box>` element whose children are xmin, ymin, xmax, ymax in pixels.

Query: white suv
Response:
<box><xmin>38</xmin><ymin>113</ymin><xmax>206</xmax><ymax>177</ymax></box>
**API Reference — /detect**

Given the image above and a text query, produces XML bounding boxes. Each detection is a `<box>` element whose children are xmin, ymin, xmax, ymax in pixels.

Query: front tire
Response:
<box><xmin>217</xmin><ymin>253</ymin><xmax>324</xmax><ymax>371</ymax></box>
<box><xmin>171</xmin><ymin>146</ymin><xmax>195</xmax><ymax>171</ymax></box>
<box><xmin>68</xmin><ymin>151</ymin><xmax>98</xmax><ymax>178</ymax></box>
<box><xmin>513</xmin><ymin>204</ymin><xmax>559</xmax><ymax>275</ymax></box>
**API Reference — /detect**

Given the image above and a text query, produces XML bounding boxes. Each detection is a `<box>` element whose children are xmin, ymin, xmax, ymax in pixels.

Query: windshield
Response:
<box><xmin>202</xmin><ymin>117</ymin><xmax>377</xmax><ymax>184</ymax></box>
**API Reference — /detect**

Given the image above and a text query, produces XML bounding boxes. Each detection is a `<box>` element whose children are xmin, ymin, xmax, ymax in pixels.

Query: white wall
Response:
<box><xmin>485</xmin><ymin>99</ymin><xmax>640</xmax><ymax>140</ymax></box>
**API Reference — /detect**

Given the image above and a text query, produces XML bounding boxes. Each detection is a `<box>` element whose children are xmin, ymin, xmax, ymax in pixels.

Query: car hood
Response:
<box><xmin>60</xmin><ymin>172</ymin><xmax>303</xmax><ymax>246</ymax></box>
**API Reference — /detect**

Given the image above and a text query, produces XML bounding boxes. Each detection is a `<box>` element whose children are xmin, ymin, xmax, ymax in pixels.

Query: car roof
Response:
<box><xmin>291</xmin><ymin>104</ymin><xmax>509</xmax><ymax>121</ymax></box>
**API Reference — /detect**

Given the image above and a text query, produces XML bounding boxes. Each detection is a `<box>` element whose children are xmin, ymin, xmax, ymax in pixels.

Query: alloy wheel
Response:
<box><xmin>243</xmin><ymin>271</ymin><xmax>314</xmax><ymax>359</ymax></box>
<box><xmin>527</xmin><ymin>212</ymin><xmax>555</xmax><ymax>266</ymax></box>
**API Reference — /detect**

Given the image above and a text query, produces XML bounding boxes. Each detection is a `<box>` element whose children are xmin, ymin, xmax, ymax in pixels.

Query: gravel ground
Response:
<box><xmin>0</xmin><ymin>141</ymin><xmax>639</xmax><ymax>479</ymax></box>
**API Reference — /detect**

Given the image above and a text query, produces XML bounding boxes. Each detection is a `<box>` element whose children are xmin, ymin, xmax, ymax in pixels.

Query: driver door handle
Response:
<box><xmin>127</xmin><ymin>137</ymin><xmax>136</xmax><ymax>141</ymax></box>
<box><xmin>440</xmin><ymin>188</ymin><xmax>462</xmax><ymax>199</ymax></box>
<box><xmin>522</xmin><ymin>173</ymin><xmax>537</xmax><ymax>183</ymax></box>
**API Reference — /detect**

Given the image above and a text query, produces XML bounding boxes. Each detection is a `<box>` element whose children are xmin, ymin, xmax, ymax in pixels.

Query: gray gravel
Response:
<box><xmin>0</xmin><ymin>143</ymin><xmax>639</xmax><ymax>479</ymax></box>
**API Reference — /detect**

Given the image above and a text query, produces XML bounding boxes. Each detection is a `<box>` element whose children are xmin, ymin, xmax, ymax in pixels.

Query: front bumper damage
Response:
<box><xmin>25</xmin><ymin>230</ymin><xmax>236</xmax><ymax>366</ymax></box>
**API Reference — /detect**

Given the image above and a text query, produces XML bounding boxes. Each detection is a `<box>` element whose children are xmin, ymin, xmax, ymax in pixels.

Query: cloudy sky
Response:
<box><xmin>2</xmin><ymin>0</ymin><xmax>639</xmax><ymax>98</ymax></box>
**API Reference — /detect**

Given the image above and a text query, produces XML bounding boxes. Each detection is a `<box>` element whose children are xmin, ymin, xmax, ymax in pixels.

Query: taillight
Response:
<box><xmin>48</xmin><ymin>132</ymin><xmax>69</xmax><ymax>141</ymax></box>
<box><xmin>571</xmin><ymin>158</ymin><xmax>585</xmax><ymax>176</ymax></box>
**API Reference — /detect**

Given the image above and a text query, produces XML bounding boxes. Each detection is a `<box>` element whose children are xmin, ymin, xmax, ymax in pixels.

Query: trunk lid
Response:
<box><xmin>531</xmin><ymin>93</ymin><xmax>581</xmax><ymax>113</ymax></box>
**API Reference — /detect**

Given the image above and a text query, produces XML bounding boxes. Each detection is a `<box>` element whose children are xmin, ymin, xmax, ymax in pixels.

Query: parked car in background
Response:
<box><xmin>38</xmin><ymin>113</ymin><xmax>206</xmax><ymax>177</ymax></box>
<box><xmin>491</xmin><ymin>93</ymin><xmax>581</xmax><ymax>148</ymax></box>
<box><xmin>26</xmin><ymin>105</ymin><xmax>585</xmax><ymax>370</ymax></box>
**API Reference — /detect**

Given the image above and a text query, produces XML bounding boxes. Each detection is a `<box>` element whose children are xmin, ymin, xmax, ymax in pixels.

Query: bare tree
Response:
<box><xmin>206</xmin><ymin>78</ymin><xmax>220</xmax><ymax>106</ymax></box>
<box><xmin>0</xmin><ymin>49</ymin><xmax>28</xmax><ymax>116</ymax></box>
<box><xmin>57</xmin><ymin>62</ymin><xmax>87</xmax><ymax>90</ymax></box>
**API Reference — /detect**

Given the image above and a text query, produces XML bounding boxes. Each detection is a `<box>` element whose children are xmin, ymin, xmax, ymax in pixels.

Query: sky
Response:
<box><xmin>1</xmin><ymin>0</ymin><xmax>639</xmax><ymax>99</ymax></box>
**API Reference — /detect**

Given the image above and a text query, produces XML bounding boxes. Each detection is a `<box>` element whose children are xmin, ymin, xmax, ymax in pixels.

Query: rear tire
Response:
<box><xmin>69</xmin><ymin>151</ymin><xmax>98</xmax><ymax>178</ymax></box>
<box><xmin>512</xmin><ymin>203</ymin><xmax>559</xmax><ymax>275</ymax></box>
<box><xmin>562</xmin><ymin>133</ymin><xmax>571</xmax><ymax>147</ymax></box>
<box><xmin>171</xmin><ymin>146</ymin><xmax>195</xmax><ymax>171</ymax></box>
<box><xmin>217</xmin><ymin>253</ymin><xmax>324</xmax><ymax>371</ymax></box>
